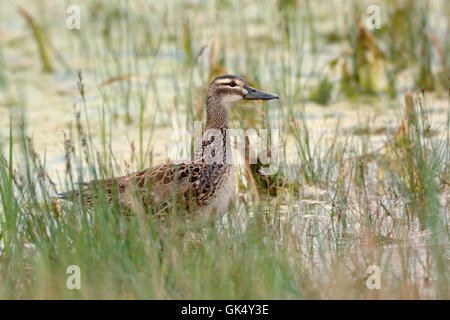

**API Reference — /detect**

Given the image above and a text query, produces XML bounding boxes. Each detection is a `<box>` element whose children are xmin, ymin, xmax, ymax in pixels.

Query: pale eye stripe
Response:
<box><xmin>215</xmin><ymin>79</ymin><xmax>243</xmax><ymax>86</ymax></box>
<box><xmin>215</xmin><ymin>79</ymin><xmax>233</xmax><ymax>85</ymax></box>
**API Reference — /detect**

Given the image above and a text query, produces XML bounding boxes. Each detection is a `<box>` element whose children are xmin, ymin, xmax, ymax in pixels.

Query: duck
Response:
<box><xmin>58</xmin><ymin>75</ymin><xmax>278</xmax><ymax>216</ymax></box>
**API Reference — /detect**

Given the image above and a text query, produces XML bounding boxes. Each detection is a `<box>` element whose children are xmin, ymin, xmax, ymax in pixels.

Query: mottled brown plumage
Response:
<box><xmin>58</xmin><ymin>75</ymin><xmax>278</xmax><ymax>215</ymax></box>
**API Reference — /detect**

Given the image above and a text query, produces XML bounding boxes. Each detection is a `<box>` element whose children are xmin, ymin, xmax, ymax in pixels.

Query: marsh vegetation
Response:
<box><xmin>0</xmin><ymin>0</ymin><xmax>448</xmax><ymax>299</ymax></box>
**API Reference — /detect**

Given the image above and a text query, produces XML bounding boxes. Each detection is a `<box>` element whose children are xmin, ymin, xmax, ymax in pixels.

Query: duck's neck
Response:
<box><xmin>201</xmin><ymin>96</ymin><xmax>231</xmax><ymax>164</ymax></box>
<box><xmin>205</xmin><ymin>94</ymin><xmax>229</xmax><ymax>131</ymax></box>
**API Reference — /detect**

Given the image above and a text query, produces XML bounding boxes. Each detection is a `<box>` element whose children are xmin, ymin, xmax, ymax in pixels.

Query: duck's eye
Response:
<box><xmin>229</xmin><ymin>81</ymin><xmax>236</xmax><ymax>87</ymax></box>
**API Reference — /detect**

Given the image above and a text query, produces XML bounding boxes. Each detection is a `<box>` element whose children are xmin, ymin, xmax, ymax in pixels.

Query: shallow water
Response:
<box><xmin>1</xmin><ymin>1</ymin><xmax>448</xmax><ymax>182</ymax></box>
<box><xmin>0</xmin><ymin>1</ymin><xmax>449</xmax><ymax>299</ymax></box>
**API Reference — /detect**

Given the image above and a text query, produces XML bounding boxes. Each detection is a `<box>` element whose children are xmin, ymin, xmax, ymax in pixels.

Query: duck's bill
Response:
<box><xmin>244</xmin><ymin>85</ymin><xmax>279</xmax><ymax>100</ymax></box>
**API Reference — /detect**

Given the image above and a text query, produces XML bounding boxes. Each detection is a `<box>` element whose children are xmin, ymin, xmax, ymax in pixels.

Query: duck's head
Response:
<box><xmin>207</xmin><ymin>75</ymin><xmax>278</xmax><ymax>111</ymax></box>
<box><xmin>204</xmin><ymin>75</ymin><xmax>278</xmax><ymax>129</ymax></box>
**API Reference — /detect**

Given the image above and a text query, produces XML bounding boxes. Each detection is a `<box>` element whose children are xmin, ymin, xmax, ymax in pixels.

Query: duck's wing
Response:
<box><xmin>58</xmin><ymin>161</ymin><xmax>203</xmax><ymax>209</ymax></box>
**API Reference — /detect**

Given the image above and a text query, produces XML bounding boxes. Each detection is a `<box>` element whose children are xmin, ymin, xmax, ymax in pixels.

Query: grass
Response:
<box><xmin>0</xmin><ymin>0</ymin><xmax>448</xmax><ymax>299</ymax></box>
